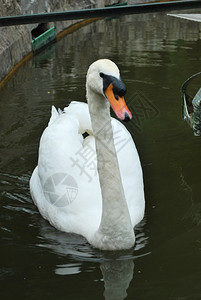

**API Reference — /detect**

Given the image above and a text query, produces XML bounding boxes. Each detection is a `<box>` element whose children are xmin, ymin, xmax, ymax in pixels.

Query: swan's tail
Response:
<box><xmin>48</xmin><ymin>106</ymin><xmax>62</xmax><ymax>126</ymax></box>
<box><xmin>48</xmin><ymin>102</ymin><xmax>92</xmax><ymax>134</ymax></box>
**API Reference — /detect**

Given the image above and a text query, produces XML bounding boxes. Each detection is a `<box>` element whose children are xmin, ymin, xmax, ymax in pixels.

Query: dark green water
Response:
<box><xmin>1</xmin><ymin>11</ymin><xmax>201</xmax><ymax>299</ymax></box>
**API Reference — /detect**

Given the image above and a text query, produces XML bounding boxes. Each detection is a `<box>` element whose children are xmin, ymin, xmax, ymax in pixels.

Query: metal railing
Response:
<box><xmin>0</xmin><ymin>0</ymin><xmax>201</xmax><ymax>27</ymax></box>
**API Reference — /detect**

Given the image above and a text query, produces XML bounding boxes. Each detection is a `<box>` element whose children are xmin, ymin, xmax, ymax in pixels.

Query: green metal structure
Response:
<box><xmin>32</xmin><ymin>26</ymin><xmax>56</xmax><ymax>53</ymax></box>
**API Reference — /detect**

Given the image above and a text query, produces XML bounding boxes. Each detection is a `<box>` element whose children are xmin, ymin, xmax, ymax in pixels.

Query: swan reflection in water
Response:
<box><xmin>101</xmin><ymin>260</ymin><xmax>134</xmax><ymax>300</ymax></box>
<box><xmin>36</xmin><ymin>218</ymin><xmax>148</xmax><ymax>300</ymax></box>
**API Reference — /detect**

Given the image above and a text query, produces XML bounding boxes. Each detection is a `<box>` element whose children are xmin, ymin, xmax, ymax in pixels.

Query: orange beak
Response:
<box><xmin>105</xmin><ymin>83</ymin><xmax>132</xmax><ymax>121</ymax></box>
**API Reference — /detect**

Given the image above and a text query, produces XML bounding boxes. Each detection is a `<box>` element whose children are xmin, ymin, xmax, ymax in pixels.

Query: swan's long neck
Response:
<box><xmin>87</xmin><ymin>87</ymin><xmax>135</xmax><ymax>250</ymax></box>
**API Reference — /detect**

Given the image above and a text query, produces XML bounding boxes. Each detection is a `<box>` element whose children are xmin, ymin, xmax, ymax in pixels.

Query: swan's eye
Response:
<box><xmin>99</xmin><ymin>72</ymin><xmax>104</xmax><ymax>78</ymax></box>
<box><xmin>114</xmin><ymin>93</ymin><xmax>119</xmax><ymax>100</ymax></box>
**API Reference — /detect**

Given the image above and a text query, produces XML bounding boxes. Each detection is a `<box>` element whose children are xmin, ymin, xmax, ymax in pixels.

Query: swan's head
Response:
<box><xmin>86</xmin><ymin>59</ymin><xmax>132</xmax><ymax>122</ymax></box>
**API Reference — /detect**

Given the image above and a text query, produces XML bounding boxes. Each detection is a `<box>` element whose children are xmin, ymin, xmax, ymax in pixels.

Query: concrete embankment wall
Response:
<box><xmin>0</xmin><ymin>0</ymin><xmax>116</xmax><ymax>84</ymax></box>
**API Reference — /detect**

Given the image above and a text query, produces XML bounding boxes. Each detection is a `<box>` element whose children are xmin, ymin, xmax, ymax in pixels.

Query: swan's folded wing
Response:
<box><xmin>30</xmin><ymin>103</ymin><xmax>102</xmax><ymax>237</ymax></box>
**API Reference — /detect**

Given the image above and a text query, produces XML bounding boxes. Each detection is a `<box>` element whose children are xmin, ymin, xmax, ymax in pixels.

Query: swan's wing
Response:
<box><xmin>111</xmin><ymin>118</ymin><xmax>145</xmax><ymax>227</ymax></box>
<box><xmin>30</xmin><ymin>102</ymin><xmax>102</xmax><ymax>239</ymax></box>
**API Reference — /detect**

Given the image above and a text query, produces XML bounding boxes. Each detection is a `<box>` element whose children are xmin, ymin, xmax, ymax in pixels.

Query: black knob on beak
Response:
<box><xmin>123</xmin><ymin>112</ymin><xmax>131</xmax><ymax>122</ymax></box>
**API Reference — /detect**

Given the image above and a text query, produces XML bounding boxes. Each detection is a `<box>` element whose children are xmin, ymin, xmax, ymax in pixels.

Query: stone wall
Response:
<box><xmin>0</xmin><ymin>0</ymin><xmax>117</xmax><ymax>83</ymax></box>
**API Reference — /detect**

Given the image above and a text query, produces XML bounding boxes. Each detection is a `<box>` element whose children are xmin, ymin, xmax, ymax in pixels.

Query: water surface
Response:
<box><xmin>1</xmin><ymin>10</ymin><xmax>201</xmax><ymax>299</ymax></box>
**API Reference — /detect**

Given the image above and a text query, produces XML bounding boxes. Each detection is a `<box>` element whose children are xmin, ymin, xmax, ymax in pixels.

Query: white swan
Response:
<box><xmin>30</xmin><ymin>59</ymin><xmax>145</xmax><ymax>250</ymax></box>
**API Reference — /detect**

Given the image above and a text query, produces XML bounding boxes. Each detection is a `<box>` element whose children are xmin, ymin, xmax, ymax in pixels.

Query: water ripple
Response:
<box><xmin>35</xmin><ymin>216</ymin><xmax>150</xmax><ymax>263</ymax></box>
